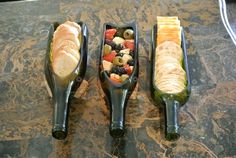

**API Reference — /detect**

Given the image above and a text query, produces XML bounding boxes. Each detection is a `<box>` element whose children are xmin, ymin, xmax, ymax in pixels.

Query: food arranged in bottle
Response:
<box><xmin>102</xmin><ymin>28</ymin><xmax>135</xmax><ymax>83</ymax></box>
<box><xmin>99</xmin><ymin>22</ymin><xmax>138</xmax><ymax>138</ymax></box>
<box><xmin>154</xmin><ymin>16</ymin><xmax>186</xmax><ymax>94</ymax></box>
<box><xmin>51</xmin><ymin>21</ymin><xmax>82</xmax><ymax>78</ymax></box>
<box><xmin>151</xmin><ymin>16</ymin><xmax>191</xmax><ymax>141</ymax></box>
<box><xmin>45</xmin><ymin>21</ymin><xmax>88</xmax><ymax>140</ymax></box>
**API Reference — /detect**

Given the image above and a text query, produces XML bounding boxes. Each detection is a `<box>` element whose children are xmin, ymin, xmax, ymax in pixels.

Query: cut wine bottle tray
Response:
<box><xmin>44</xmin><ymin>21</ymin><xmax>88</xmax><ymax>140</ymax></box>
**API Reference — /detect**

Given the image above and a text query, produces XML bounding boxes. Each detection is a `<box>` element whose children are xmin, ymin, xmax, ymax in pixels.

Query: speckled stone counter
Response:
<box><xmin>0</xmin><ymin>0</ymin><xmax>236</xmax><ymax>158</ymax></box>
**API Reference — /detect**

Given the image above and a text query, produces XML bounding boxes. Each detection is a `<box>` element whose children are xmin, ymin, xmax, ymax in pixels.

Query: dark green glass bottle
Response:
<box><xmin>150</xmin><ymin>24</ymin><xmax>191</xmax><ymax>141</ymax></box>
<box><xmin>99</xmin><ymin>22</ymin><xmax>139</xmax><ymax>138</ymax></box>
<box><xmin>44</xmin><ymin>22</ymin><xmax>88</xmax><ymax>140</ymax></box>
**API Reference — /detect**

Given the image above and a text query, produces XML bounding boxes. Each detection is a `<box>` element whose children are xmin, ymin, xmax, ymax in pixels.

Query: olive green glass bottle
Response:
<box><xmin>44</xmin><ymin>22</ymin><xmax>88</xmax><ymax>140</ymax></box>
<box><xmin>150</xmin><ymin>25</ymin><xmax>191</xmax><ymax>141</ymax></box>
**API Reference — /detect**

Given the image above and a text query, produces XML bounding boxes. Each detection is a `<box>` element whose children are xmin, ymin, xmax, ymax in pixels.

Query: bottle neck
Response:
<box><xmin>52</xmin><ymin>84</ymin><xmax>71</xmax><ymax>140</ymax></box>
<box><xmin>163</xmin><ymin>98</ymin><xmax>180</xmax><ymax>141</ymax></box>
<box><xmin>109</xmin><ymin>89</ymin><xmax>128</xmax><ymax>138</ymax></box>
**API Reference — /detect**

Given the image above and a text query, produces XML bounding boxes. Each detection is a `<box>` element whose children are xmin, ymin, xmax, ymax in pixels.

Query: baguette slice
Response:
<box><xmin>52</xmin><ymin>50</ymin><xmax>78</xmax><ymax>78</ymax></box>
<box><xmin>60</xmin><ymin>45</ymin><xmax>80</xmax><ymax>61</ymax></box>
<box><xmin>51</xmin><ymin>21</ymin><xmax>81</xmax><ymax>78</ymax></box>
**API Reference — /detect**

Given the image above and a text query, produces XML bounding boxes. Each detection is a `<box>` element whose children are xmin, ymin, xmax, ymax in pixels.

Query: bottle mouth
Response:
<box><xmin>165</xmin><ymin>125</ymin><xmax>180</xmax><ymax>141</ymax></box>
<box><xmin>165</xmin><ymin>132</ymin><xmax>180</xmax><ymax>141</ymax></box>
<box><xmin>52</xmin><ymin>125</ymin><xmax>67</xmax><ymax>140</ymax></box>
<box><xmin>110</xmin><ymin>123</ymin><xmax>125</xmax><ymax>138</ymax></box>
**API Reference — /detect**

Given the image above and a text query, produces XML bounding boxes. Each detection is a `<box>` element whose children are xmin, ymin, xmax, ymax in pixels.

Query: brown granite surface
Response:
<box><xmin>0</xmin><ymin>0</ymin><xmax>236</xmax><ymax>158</ymax></box>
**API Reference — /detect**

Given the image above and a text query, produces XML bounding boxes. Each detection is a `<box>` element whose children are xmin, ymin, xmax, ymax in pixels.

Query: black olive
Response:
<box><xmin>115</xmin><ymin>44</ymin><xmax>124</xmax><ymax>51</ymax></box>
<box><xmin>129</xmin><ymin>51</ymin><xmax>134</xmax><ymax>58</ymax></box>
<box><xmin>115</xmin><ymin>28</ymin><xmax>126</xmax><ymax>37</ymax></box>
<box><xmin>115</xmin><ymin>52</ymin><xmax>124</xmax><ymax>57</ymax></box>
<box><xmin>127</xmin><ymin>60</ymin><xmax>135</xmax><ymax>66</ymax></box>
<box><xmin>105</xmin><ymin>39</ymin><xmax>116</xmax><ymax>49</ymax></box>
<box><xmin>111</xmin><ymin>66</ymin><xmax>119</xmax><ymax>74</ymax></box>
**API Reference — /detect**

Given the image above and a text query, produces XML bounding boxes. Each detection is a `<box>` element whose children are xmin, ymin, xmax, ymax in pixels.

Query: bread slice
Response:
<box><xmin>54</xmin><ymin>24</ymin><xmax>79</xmax><ymax>38</ymax></box>
<box><xmin>50</xmin><ymin>21</ymin><xmax>82</xmax><ymax>78</ymax></box>
<box><xmin>52</xmin><ymin>50</ymin><xmax>78</xmax><ymax>78</ymax></box>
<box><xmin>60</xmin><ymin>45</ymin><xmax>80</xmax><ymax>61</ymax></box>
<box><xmin>53</xmin><ymin>33</ymin><xmax>80</xmax><ymax>51</ymax></box>
<box><xmin>64</xmin><ymin>21</ymin><xmax>81</xmax><ymax>34</ymax></box>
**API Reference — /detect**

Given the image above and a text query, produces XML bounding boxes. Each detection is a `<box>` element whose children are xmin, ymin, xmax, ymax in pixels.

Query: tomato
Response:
<box><xmin>105</xmin><ymin>29</ymin><xmax>117</xmax><ymax>40</ymax></box>
<box><xmin>103</xmin><ymin>51</ymin><xmax>116</xmax><ymax>62</ymax></box>
<box><xmin>124</xmin><ymin>40</ymin><xmax>134</xmax><ymax>51</ymax></box>
<box><xmin>124</xmin><ymin>64</ymin><xmax>132</xmax><ymax>75</ymax></box>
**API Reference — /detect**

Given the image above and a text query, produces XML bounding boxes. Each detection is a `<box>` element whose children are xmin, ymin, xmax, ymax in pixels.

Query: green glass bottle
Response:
<box><xmin>150</xmin><ymin>24</ymin><xmax>191</xmax><ymax>141</ymax></box>
<box><xmin>44</xmin><ymin>22</ymin><xmax>88</xmax><ymax>140</ymax></box>
<box><xmin>99</xmin><ymin>22</ymin><xmax>139</xmax><ymax>138</ymax></box>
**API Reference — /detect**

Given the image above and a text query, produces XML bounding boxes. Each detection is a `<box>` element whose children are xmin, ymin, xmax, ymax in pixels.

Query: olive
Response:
<box><xmin>129</xmin><ymin>50</ymin><xmax>134</xmax><ymax>58</ymax></box>
<box><xmin>113</xmin><ymin>56</ymin><xmax>123</xmax><ymax>66</ymax></box>
<box><xmin>105</xmin><ymin>39</ymin><xmax>116</xmax><ymax>49</ymax></box>
<box><xmin>127</xmin><ymin>60</ymin><xmax>135</xmax><ymax>66</ymax></box>
<box><xmin>115</xmin><ymin>44</ymin><xmax>124</xmax><ymax>51</ymax></box>
<box><xmin>116</xmin><ymin>52</ymin><xmax>124</xmax><ymax>57</ymax></box>
<box><xmin>118</xmin><ymin>67</ymin><xmax>127</xmax><ymax>75</ymax></box>
<box><xmin>115</xmin><ymin>28</ymin><xmax>126</xmax><ymax>37</ymax></box>
<box><xmin>104</xmin><ymin>44</ymin><xmax>112</xmax><ymax>55</ymax></box>
<box><xmin>123</xmin><ymin>29</ymin><xmax>134</xmax><ymax>39</ymax></box>
<box><xmin>122</xmin><ymin>54</ymin><xmax>133</xmax><ymax>65</ymax></box>
<box><xmin>111</xmin><ymin>66</ymin><xmax>119</xmax><ymax>74</ymax></box>
<box><xmin>121</xmin><ymin>74</ymin><xmax>129</xmax><ymax>82</ymax></box>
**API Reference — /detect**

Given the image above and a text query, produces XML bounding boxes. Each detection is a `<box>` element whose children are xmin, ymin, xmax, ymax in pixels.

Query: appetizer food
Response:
<box><xmin>102</xmin><ymin>28</ymin><xmax>135</xmax><ymax>83</ymax></box>
<box><xmin>154</xmin><ymin>16</ymin><xmax>186</xmax><ymax>94</ymax></box>
<box><xmin>151</xmin><ymin>16</ymin><xmax>191</xmax><ymax>141</ymax></box>
<box><xmin>51</xmin><ymin>21</ymin><xmax>81</xmax><ymax>78</ymax></box>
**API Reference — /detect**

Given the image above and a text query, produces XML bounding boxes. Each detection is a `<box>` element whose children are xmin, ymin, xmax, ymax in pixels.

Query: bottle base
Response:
<box><xmin>165</xmin><ymin>132</ymin><xmax>180</xmax><ymax>141</ymax></box>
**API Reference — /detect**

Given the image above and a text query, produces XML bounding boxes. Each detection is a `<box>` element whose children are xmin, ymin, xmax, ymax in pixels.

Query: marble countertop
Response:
<box><xmin>0</xmin><ymin>0</ymin><xmax>236</xmax><ymax>158</ymax></box>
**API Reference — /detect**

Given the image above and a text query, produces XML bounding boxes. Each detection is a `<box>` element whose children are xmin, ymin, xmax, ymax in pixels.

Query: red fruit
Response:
<box><xmin>124</xmin><ymin>64</ymin><xmax>132</xmax><ymax>75</ymax></box>
<box><xmin>103</xmin><ymin>51</ymin><xmax>116</xmax><ymax>62</ymax></box>
<box><xmin>124</xmin><ymin>40</ymin><xmax>134</xmax><ymax>51</ymax></box>
<box><xmin>105</xmin><ymin>29</ymin><xmax>117</xmax><ymax>40</ymax></box>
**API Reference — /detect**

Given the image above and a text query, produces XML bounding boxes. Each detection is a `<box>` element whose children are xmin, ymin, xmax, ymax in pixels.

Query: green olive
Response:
<box><xmin>123</xmin><ymin>29</ymin><xmax>134</xmax><ymax>39</ymax></box>
<box><xmin>113</xmin><ymin>56</ymin><xmax>123</xmax><ymax>66</ymax></box>
<box><xmin>104</xmin><ymin>44</ymin><xmax>112</xmax><ymax>55</ymax></box>
<box><xmin>121</xmin><ymin>74</ymin><xmax>129</xmax><ymax>82</ymax></box>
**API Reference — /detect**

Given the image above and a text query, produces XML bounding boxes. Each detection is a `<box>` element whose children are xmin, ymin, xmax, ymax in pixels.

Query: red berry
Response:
<box><xmin>105</xmin><ymin>29</ymin><xmax>117</xmax><ymax>40</ymax></box>
<box><xmin>103</xmin><ymin>51</ymin><xmax>116</xmax><ymax>62</ymax></box>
